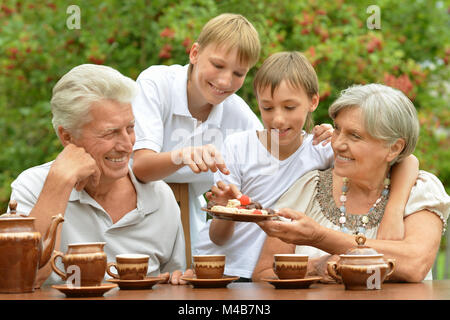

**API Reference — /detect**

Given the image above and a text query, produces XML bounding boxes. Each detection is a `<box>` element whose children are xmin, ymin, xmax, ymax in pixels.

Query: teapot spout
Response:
<box><xmin>39</xmin><ymin>214</ymin><xmax>64</xmax><ymax>268</ymax></box>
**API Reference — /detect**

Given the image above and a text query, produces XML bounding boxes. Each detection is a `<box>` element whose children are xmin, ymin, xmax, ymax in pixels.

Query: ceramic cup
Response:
<box><xmin>106</xmin><ymin>254</ymin><xmax>150</xmax><ymax>280</ymax></box>
<box><xmin>51</xmin><ymin>242</ymin><xmax>107</xmax><ymax>287</ymax></box>
<box><xmin>193</xmin><ymin>255</ymin><xmax>225</xmax><ymax>279</ymax></box>
<box><xmin>273</xmin><ymin>254</ymin><xmax>308</xmax><ymax>279</ymax></box>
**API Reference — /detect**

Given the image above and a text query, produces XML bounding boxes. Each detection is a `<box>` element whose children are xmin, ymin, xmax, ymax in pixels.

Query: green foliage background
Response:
<box><xmin>1</xmin><ymin>0</ymin><xmax>449</xmax><ymax>276</ymax></box>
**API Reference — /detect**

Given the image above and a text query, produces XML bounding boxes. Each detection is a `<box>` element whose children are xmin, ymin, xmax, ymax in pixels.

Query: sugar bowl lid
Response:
<box><xmin>0</xmin><ymin>200</ymin><xmax>34</xmax><ymax>220</ymax></box>
<box><xmin>341</xmin><ymin>234</ymin><xmax>381</xmax><ymax>257</ymax></box>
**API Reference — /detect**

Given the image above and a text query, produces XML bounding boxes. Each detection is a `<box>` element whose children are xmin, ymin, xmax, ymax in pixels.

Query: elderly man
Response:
<box><xmin>9</xmin><ymin>64</ymin><xmax>187</xmax><ymax>286</ymax></box>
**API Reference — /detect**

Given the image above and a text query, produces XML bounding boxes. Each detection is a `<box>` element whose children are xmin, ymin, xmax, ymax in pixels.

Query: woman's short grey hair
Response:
<box><xmin>328</xmin><ymin>83</ymin><xmax>419</xmax><ymax>165</ymax></box>
<box><xmin>51</xmin><ymin>64</ymin><xmax>137</xmax><ymax>138</ymax></box>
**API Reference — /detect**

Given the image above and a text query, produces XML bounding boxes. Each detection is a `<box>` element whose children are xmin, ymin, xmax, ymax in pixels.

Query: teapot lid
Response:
<box><xmin>0</xmin><ymin>200</ymin><xmax>34</xmax><ymax>220</ymax></box>
<box><xmin>343</xmin><ymin>234</ymin><xmax>380</xmax><ymax>256</ymax></box>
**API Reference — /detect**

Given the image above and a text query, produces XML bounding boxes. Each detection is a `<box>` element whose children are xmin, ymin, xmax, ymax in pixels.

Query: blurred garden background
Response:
<box><xmin>0</xmin><ymin>0</ymin><xmax>449</xmax><ymax>278</ymax></box>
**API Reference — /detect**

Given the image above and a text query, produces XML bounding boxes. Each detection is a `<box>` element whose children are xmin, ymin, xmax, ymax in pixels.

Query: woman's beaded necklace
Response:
<box><xmin>339</xmin><ymin>176</ymin><xmax>390</xmax><ymax>235</ymax></box>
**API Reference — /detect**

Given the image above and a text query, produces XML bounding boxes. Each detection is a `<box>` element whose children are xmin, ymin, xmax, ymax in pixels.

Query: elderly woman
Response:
<box><xmin>9</xmin><ymin>64</ymin><xmax>187</xmax><ymax>286</ymax></box>
<box><xmin>254</xmin><ymin>84</ymin><xmax>449</xmax><ymax>282</ymax></box>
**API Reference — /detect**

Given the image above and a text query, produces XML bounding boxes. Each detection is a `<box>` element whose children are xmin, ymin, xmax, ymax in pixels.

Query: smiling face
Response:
<box><xmin>257</xmin><ymin>80</ymin><xmax>318</xmax><ymax>158</ymax></box>
<box><xmin>71</xmin><ymin>100</ymin><xmax>135</xmax><ymax>183</ymax></box>
<box><xmin>188</xmin><ymin>42</ymin><xmax>249</xmax><ymax>107</ymax></box>
<box><xmin>331</xmin><ymin>107</ymin><xmax>396</xmax><ymax>181</ymax></box>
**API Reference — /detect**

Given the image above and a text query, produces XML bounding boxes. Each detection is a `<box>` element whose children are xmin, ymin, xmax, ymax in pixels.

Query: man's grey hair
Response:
<box><xmin>328</xmin><ymin>83</ymin><xmax>419</xmax><ymax>165</ymax></box>
<box><xmin>51</xmin><ymin>64</ymin><xmax>137</xmax><ymax>138</ymax></box>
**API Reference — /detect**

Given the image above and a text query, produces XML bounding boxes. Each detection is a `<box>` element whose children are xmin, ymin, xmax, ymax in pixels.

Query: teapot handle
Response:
<box><xmin>327</xmin><ymin>261</ymin><xmax>342</xmax><ymax>282</ymax></box>
<box><xmin>50</xmin><ymin>251</ymin><xmax>67</xmax><ymax>281</ymax></box>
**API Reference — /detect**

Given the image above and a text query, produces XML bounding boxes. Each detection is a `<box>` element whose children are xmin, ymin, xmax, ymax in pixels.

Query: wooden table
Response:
<box><xmin>1</xmin><ymin>280</ymin><xmax>449</xmax><ymax>300</ymax></box>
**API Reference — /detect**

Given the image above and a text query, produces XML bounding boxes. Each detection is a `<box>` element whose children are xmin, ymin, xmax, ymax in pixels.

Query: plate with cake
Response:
<box><xmin>202</xmin><ymin>195</ymin><xmax>279</xmax><ymax>222</ymax></box>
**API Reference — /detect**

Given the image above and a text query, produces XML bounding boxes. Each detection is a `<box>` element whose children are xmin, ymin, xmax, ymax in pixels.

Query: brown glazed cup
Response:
<box><xmin>106</xmin><ymin>254</ymin><xmax>149</xmax><ymax>280</ymax></box>
<box><xmin>51</xmin><ymin>242</ymin><xmax>107</xmax><ymax>287</ymax></box>
<box><xmin>193</xmin><ymin>255</ymin><xmax>225</xmax><ymax>279</ymax></box>
<box><xmin>273</xmin><ymin>254</ymin><xmax>308</xmax><ymax>279</ymax></box>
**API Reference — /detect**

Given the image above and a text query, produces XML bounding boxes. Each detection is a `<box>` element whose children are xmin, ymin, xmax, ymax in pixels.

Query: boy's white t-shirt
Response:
<box><xmin>132</xmin><ymin>64</ymin><xmax>263</xmax><ymax>250</ymax></box>
<box><xmin>193</xmin><ymin>130</ymin><xmax>334</xmax><ymax>278</ymax></box>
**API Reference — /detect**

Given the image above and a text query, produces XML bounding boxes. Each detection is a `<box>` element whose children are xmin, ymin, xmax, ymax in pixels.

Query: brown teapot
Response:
<box><xmin>327</xmin><ymin>234</ymin><xmax>395</xmax><ymax>290</ymax></box>
<box><xmin>0</xmin><ymin>200</ymin><xmax>64</xmax><ymax>293</ymax></box>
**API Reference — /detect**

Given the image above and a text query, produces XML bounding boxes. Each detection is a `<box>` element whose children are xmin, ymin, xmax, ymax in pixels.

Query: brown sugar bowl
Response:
<box><xmin>327</xmin><ymin>234</ymin><xmax>395</xmax><ymax>290</ymax></box>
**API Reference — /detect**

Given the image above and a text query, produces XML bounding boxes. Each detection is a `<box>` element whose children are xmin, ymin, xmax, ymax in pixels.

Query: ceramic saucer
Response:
<box><xmin>52</xmin><ymin>282</ymin><xmax>118</xmax><ymax>297</ymax></box>
<box><xmin>106</xmin><ymin>276</ymin><xmax>164</xmax><ymax>290</ymax></box>
<box><xmin>262</xmin><ymin>276</ymin><xmax>322</xmax><ymax>289</ymax></box>
<box><xmin>180</xmin><ymin>276</ymin><xmax>240</xmax><ymax>288</ymax></box>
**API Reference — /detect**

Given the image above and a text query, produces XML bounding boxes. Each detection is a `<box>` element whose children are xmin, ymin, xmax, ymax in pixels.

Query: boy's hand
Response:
<box><xmin>206</xmin><ymin>181</ymin><xmax>242</xmax><ymax>206</ymax></box>
<box><xmin>312</xmin><ymin>123</ymin><xmax>333</xmax><ymax>145</ymax></box>
<box><xmin>173</xmin><ymin>144</ymin><xmax>230</xmax><ymax>175</ymax></box>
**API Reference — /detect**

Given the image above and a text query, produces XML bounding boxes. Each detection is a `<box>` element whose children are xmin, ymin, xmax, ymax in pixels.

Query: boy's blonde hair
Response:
<box><xmin>188</xmin><ymin>13</ymin><xmax>260</xmax><ymax>75</ymax></box>
<box><xmin>253</xmin><ymin>51</ymin><xmax>319</xmax><ymax>132</ymax></box>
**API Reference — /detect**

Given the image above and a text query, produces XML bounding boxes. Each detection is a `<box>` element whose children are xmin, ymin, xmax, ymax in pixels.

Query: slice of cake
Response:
<box><xmin>208</xmin><ymin>195</ymin><xmax>276</xmax><ymax>216</ymax></box>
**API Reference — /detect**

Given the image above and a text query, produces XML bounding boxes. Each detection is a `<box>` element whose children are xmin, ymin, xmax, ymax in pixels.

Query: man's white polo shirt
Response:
<box><xmin>9</xmin><ymin>161</ymin><xmax>186</xmax><ymax>285</ymax></box>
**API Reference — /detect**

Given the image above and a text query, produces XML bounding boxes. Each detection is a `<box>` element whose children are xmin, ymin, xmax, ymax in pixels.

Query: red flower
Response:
<box><xmin>384</xmin><ymin>73</ymin><xmax>414</xmax><ymax>99</ymax></box>
<box><xmin>182</xmin><ymin>37</ymin><xmax>192</xmax><ymax>48</ymax></box>
<box><xmin>1</xmin><ymin>5</ymin><xmax>14</xmax><ymax>15</ymax></box>
<box><xmin>160</xmin><ymin>27</ymin><xmax>175</xmax><ymax>38</ymax></box>
<box><xmin>88</xmin><ymin>55</ymin><xmax>105</xmax><ymax>65</ymax></box>
<box><xmin>308</xmin><ymin>46</ymin><xmax>316</xmax><ymax>58</ymax></box>
<box><xmin>159</xmin><ymin>44</ymin><xmax>172</xmax><ymax>59</ymax></box>
<box><xmin>367</xmin><ymin>37</ymin><xmax>382</xmax><ymax>53</ymax></box>
<box><xmin>301</xmin><ymin>28</ymin><xmax>310</xmax><ymax>35</ymax></box>
<box><xmin>299</xmin><ymin>11</ymin><xmax>313</xmax><ymax>26</ymax></box>
<box><xmin>8</xmin><ymin>47</ymin><xmax>18</xmax><ymax>59</ymax></box>
<box><xmin>159</xmin><ymin>51</ymin><xmax>171</xmax><ymax>59</ymax></box>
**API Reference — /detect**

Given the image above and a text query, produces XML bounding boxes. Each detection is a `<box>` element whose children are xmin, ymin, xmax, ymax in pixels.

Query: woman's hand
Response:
<box><xmin>307</xmin><ymin>254</ymin><xmax>341</xmax><ymax>283</ymax></box>
<box><xmin>172</xmin><ymin>144</ymin><xmax>230</xmax><ymax>175</ymax></box>
<box><xmin>206</xmin><ymin>181</ymin><xmax>242</xmax><ymax>206</ymax></box>
<box><xmin>312</xmin><ymin>123</ymin><xmax>333</xmax><ymax>146</ymax></box>
<box><xmin>257</xmin><ymin>208</ymin><xmax>326</xmax><ymax>246</ymax></box>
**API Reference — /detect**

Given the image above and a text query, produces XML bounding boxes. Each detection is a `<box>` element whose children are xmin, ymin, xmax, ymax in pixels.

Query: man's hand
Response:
<box><xmin>51</xmin><ymin>143</ymin><xmax>101</xmax><ymax>191</ymax></box>
<box><xmin>169</xmin><ymin>269</ymin><xmax>195</xmax><ymax>285</ymax></box>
